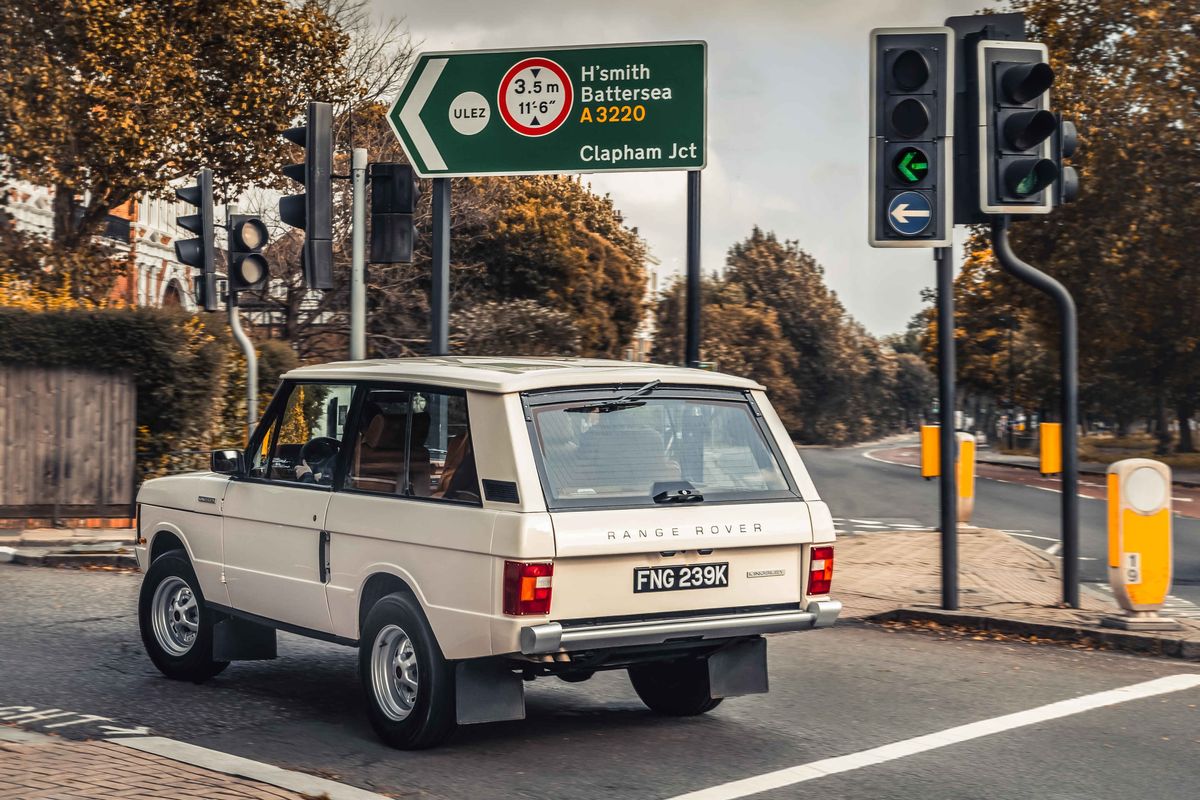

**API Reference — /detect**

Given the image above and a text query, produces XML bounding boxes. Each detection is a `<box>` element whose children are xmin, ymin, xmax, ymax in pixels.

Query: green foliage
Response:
<box><xmin>0</xmin><ymin>308</ymin><xmax>296</xmax><ymax>478</ymax></box>
<box><xmin>654</xmin><ymin>228</ymin><xmax>933</xmax><ymax>443</ymax></box>
<box><xmin>955</xmin><ymin>0</ymin><xmax>1200</xmax><ymax>448</ymax></box>
<box><xmin>363</xmin><ymin>173</ymin><xmax>647</xmax><ymax>360</ymax></box>
<box><xmin>0</xmin><ymin>0</ymin><xmax>349</xmax><ymax>300</ymax></box>
<box><xmin>450</xmin><ymin>300</ymin><xmax>580</xmax><ymax>356</ymax></box>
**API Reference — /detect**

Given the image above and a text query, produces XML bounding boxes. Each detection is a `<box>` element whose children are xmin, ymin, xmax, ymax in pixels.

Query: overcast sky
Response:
<box><xmin>374</xmin><ymin>0</ymin><xmax>998</xmax><ymax>335</ymax></box>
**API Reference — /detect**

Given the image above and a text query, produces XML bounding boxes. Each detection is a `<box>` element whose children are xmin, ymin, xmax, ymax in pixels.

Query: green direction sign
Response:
<box><xmin>892</xmin><ymin>146</ymin><xmax>929</xmax><ymax>184</ymax></box>
<box><xmin>388</xmin><ymin>41</ymin><xmax>706</xmax><ymax>177</ymax></box>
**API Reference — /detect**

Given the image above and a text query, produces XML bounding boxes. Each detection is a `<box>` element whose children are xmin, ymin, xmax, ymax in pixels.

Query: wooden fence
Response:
<box><xmin>0</xmin><ymin>365</ymin><xmax>136</xmax><ymax>519</ymax></box>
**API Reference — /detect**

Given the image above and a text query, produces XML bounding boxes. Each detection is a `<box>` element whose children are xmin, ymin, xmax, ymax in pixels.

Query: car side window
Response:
<box><xmin>346</xmin><ymin>388</ymin><xmax>479</xmax><ymax>503</ymax></box>
<box><xmin>253</xmin><ymin>382</ymin><xmax>355</xmax><ymax>486</ymax></box>
<box><xmin>346</xmin><ymin>388</ymin><xmax>411</xmax><ymax>495</ymax></box>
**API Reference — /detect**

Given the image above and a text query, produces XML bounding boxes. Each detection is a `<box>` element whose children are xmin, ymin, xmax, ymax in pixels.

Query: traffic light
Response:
<box><xmin>975</xmin><ymin>40</ymin><xmax>1059</xmax><ymax>214</ymax></box>
<box><xmin>279</xmin><ymin>101</ymin><xmax>333</xmax><ymax>289</ymax></box>
<box><xmin>175</xmin><ymin>168</ymin><xmax>218</xmax><ymax>311</ymax></box>
<box><xmin>228</xmin><ymin>215</ymin><xmax>270</xmax><ymax>295</ymax></box>
<box><xmin>869</xmin><ymin>27</ymin><xmax>954</xmax><ymax>248</ymax></box>
<box><xmin>1054</xmin><ymin>114</ymin><xmax>1080</xmax><ymax>205</ymax></box>
<box><xmin>369</xmin><ymin>163</ymin><xmax>416</xmax><ymax>264</ymax></box>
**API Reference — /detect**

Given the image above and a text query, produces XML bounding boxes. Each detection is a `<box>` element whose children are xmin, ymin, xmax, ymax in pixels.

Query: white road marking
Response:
<box><xmin>1046</xmin><ymin>542</ymin><xmax>1062</xmax><ymax>555</ymax></box>
<box><xmin>849</xmin><ymin>519</ymin><xmax>884</xmax><ymax>525</ymax></box>
<box><xmin>665</xmin><ymin>674</ymin><xmax>1200</xmax><ymax>800</ymax></box>
<box><xmin>863</xmin><ymin>449</ymin><xmax>919</xmax><ymax>469</ymax></box>
<box><xmin>115</xmin><ymin>737</ymin><xmax>391</xmax><ymax>800</ymax></box>
<box><xmin>1172</xmin><ymin>496</ymin><xmax>1193</xmax><ymax>503</ymax></box>
<box><xmin>1000</xmin><ymin>529</ymin><xmax>1035</xmax><ymax>534</ymax></box>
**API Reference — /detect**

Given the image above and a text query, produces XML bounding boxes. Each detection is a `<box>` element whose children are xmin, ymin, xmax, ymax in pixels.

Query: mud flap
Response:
<box><xmin>213</xmin><ymin>617</ymin><xmax>277</xmax><ymax>661</ymax></box>
<box><xmin>708</xmin><ymin>637</ymin><xmax>768</xmax><ymax>698</ymax></box>
<box><xmin>456</xmin><ymin>659</ymin><xmax>525</xmax><ymax>725</ymax></box>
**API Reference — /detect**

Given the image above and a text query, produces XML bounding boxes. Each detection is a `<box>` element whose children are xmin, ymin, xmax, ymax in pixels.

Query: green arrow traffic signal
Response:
<box><xmin>893</xmin><ymin>146</ymin><xmax>929</xmax><ymax>184</ymax></box>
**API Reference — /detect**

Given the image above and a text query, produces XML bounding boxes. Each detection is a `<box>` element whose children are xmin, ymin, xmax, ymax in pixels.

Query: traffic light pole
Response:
<box><xmin>935</xmin><ymin>244</ymin><xmax>958</xmax><ymax>610</ymax></box>
<box><xmin>992</xmin><ymin>215</ymin><xmax>1080</xmax><ymax>608</ymax></box>
<box><xmin>431</xmin><ymin>177</ymin><xmax>451</xmax><ymax>356</ymax></box>
<box><xmin>685</xmin><ymin>170</ymin><xmax>701</xmax><ymax>367</ymax></box>
<box><xmin>350</xmin><ymin>148</ymin><xmax>368</xmax><ymax>360</ymax></box>
<box><xmin>226</xmin><ymin>284</ymin><xmax>258</xmax><ymax>442</ymax></box>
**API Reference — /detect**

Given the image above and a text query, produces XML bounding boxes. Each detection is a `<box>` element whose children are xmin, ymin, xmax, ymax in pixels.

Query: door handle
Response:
<box><xmin>318</xmin><ymin>530</ymin><xmax>330</xmax><ymax>583</ymax></box>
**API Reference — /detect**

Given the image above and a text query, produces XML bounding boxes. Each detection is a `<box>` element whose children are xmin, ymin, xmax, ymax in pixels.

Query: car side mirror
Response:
<box><xmin>211</xmin><ymin>449</ymin><xmax>245</xmax><ymax>475</ymax></box>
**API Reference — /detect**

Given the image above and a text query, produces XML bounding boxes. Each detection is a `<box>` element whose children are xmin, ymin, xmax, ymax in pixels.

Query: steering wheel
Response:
<box><xmin>301</xmin><ymin>436</ymin><xmax>341</xmax><ymax>466</ymax></box>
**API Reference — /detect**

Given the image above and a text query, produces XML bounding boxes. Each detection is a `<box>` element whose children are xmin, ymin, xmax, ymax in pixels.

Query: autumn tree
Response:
<box><xmin>654</xmin><ymin>228</ymin><xmax>920</xmax><ymax>444</ymax></box>
<box><xmin>987</xmin><ymin>0</ymin><xmax>1200</xmax><ymax>451</ymax></box>
<box><xmin>653</xmin><ymin>277</ymin><xmax>802</xmax><ymax>431</ymax></box>
<box><xmin>0</xmin><ymin>0</ymin><xmax>349</xmax><ymax>299</ymax></box>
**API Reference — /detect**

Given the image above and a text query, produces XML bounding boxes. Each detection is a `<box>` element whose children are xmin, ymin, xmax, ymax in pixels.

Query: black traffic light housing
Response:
<box><xmin>976</xmin><ymin>40</ymin><xmax>1057</xmax><ymax>214</ymax></box>
<box><xmin>279</xmin><ymin>101</ymin><xmax>334</xmax><ymax>289</ymax></box>
<box><xmin>228</xmin><ymin>215</ymin><xmax>270</xmax><ymax>295</ymax></box>
<box><xmin>869</xmin><ymin>27</ymin><xmax>954</xmax><ymax>248</ymax></box>
<box><xmin>175</xmin><ymin>168</ymin><xmax>218</xmax><ymax>312</ymax></box>
<box><xmin>370</xmin><ymin>163</ymin><xmax>416</xmax><ymax>264</ymax></box>
<box><xmin>1054</xmin><ymin>114</ymin><xmax>1080</xmax><ymax>205</ymax></box>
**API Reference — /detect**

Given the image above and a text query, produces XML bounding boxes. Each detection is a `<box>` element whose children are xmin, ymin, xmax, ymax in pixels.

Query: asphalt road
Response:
<box><xmin>801</xmin><ymin>442</ymin><xmax>1200</xmax><ymax>608</ymax></box>
<box><xmin>2</xmin><ymin>564</ymin><xmax>1199</xmax><ymax>800</ymax></box>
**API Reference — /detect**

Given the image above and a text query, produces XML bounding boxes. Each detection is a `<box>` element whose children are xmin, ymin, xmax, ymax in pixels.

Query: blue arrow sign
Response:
<box><xmin>887</xmin><ymin>191</ymin><xmax>933</xmax><ymax>236</ymax></box>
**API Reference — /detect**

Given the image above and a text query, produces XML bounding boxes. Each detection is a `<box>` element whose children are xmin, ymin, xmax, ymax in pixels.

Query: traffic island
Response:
<box><xmin>836</xmin><ymin>527</ymin><xmax>1200</xmax><ymax>661</ymax></box>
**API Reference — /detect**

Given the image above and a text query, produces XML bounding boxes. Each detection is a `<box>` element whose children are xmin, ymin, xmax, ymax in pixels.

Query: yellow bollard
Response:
<box><xmin>920</xmin><ymin>425</ymin><xmax>939</xmax><ymax>480</ymax></box>
<box><xmin>1102</xmin><ymin>458</ymin><xmax>1179</xmax><ymax>630</ymax></box>
<box><xmin>1039</xmin><ymin>422</ymin><xmax>1062</xmax><ymax>476</ymax></box>
<box><xmin>956</xmin><ymin>432</ymin><xmax>976</xmax><ymax>524</ymax></box>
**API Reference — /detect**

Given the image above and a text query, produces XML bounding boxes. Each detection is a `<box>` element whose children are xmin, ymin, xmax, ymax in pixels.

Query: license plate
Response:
<box><xmin>633</xmin><ymin>562</ymin><xmax>729</xmax><ymax>593</ymax></box>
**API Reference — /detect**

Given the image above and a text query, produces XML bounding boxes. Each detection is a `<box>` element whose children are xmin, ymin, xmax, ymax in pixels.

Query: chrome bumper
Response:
<box><xmin>519</xmin><ymin>599</ymin><xmax>842</xmax><ymax>656</ymax></box>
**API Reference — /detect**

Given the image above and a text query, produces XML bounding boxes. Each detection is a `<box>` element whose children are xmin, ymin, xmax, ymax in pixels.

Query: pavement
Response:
<box><xmin>0</xmin><ymin>528</ymin><xmax>137</xmax><ymax>569</ymax></box>
<box><xmin>808</xmin><ymin>441</ymin><xmax>1200</xmax><ymax>607</ymax></box>
<box><xmin>0</xmin><ymin>727</ymin><xmax>315</xmax><ymax>800</ymax></box>
<box><xmin>838</xmin><ymin>526</ymin><xmax>1200</xmax><ymax>659</ymax></box>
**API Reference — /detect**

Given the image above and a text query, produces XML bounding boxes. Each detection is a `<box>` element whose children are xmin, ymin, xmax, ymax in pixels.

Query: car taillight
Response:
<box><xmin>503</xmin><ymin>561</ymin><xmax>553</xmax><ymax>615</ymax></box>
<box><xmin>808</xmin><ymin>546</ymin><xmax>834</xmax><ymax>595</ymax></box>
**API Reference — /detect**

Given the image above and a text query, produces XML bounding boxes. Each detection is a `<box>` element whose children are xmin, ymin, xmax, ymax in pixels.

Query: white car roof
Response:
<box><xmin>283</xmin><ymin>356</ymin><xmax>763</xmax><ymax>394</ymax></box>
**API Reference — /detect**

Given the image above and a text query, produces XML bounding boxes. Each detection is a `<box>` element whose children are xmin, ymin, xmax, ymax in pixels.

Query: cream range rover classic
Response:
<box><xmin>136</xmin><ymin>357</ymin><xmax>839</xmax><ymax>749</ymax></box>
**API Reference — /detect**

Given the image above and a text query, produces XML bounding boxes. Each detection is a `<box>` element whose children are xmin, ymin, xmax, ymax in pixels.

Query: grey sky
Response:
<box><xmin>374</xmin><ymin>0</ymin><xmax>997</xmax><ymax>335</ymax></box>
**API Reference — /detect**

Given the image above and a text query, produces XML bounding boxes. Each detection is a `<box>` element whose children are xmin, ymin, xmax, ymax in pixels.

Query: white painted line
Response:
<box><xmin>863</xmin><ymin>449</ymin><xmax>919</xmax><ymax>469</ymax></box>
<box><xmin>849</xmin><ymin>519</ymin><xmax>884</xmax><ymax>525</ymax></box>
<box><xmin>1004</xmin><ymin>532</ymin><xmax>1059</xmax><ymax>543</ymax></box>
<box><xmin>1172</xmin><ymin>496</ymin><xmax>1193</xmax><ymax>503</ymax></box>
<box><xmin>1000</xmin><ymin>529</ymin><xmax>1034</xmax><ymax>534</ymax></box>
<box><xmin>665</xmin><ymin>674</ymin><xmax>1200</xmax><ymax>800</ymax></box>
<box><xmin>1046</xmin><ymin>542</ymin><xmax>1062</xmax><ymax>555</ymax></box>
<box><xmin>114</xmin><ymin>736</ymin><xmax>391</xmax><ymax>800</ymax></box>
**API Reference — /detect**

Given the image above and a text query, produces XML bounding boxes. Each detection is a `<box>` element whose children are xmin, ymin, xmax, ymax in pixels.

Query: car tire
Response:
<box><xmin>138</xmin><ymin>551</ymin><xmax>229</xmax><ymax>683</ymax></box>
<box><xmin>359</xmin><ymin>592</ymin><xmax>457</xmax><ymax>749</ymax></box>
<box><xmin>628</xmin><ymin>658</ymin><xmax>723</xmax><ymax>716</ymax></box>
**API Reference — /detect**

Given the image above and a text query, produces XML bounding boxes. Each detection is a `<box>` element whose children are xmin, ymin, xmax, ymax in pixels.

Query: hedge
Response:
<box><xmin>0</xmin><ymin>307</ymin><xmax>293</xmax><ymax>480</ymax></box>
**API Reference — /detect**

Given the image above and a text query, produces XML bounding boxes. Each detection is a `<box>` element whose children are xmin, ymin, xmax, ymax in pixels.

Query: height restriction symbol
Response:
<box><xmin>498</xmin><ymin>57</ymin><xmax>573</xmax><ymax>136</ymax></box>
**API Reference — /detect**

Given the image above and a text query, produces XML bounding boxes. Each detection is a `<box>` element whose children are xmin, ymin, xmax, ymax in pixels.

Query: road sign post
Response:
<box><xmin>389</xmin><ymin>42</ymin><xmax>706</xmax><ymax>177</ymax></box>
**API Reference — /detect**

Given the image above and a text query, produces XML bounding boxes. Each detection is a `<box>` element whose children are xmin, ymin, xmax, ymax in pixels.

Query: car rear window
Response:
<box><xmin>528</xmin><ymin>390</ymin><xmax>796</xmax><ymax>509</ymax></box>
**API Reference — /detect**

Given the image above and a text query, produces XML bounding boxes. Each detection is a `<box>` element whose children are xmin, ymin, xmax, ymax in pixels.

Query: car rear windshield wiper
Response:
<box><xmin>562</xmin><ymin>380</ymin><xmax>661</xmax><ymax>413</ymax></box>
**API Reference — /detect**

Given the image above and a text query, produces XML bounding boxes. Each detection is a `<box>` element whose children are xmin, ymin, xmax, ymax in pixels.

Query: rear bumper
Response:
<box><xmin>519</xmin><ymin>599</ymin><xmax>842</xmax><ymax>655</ymax></box>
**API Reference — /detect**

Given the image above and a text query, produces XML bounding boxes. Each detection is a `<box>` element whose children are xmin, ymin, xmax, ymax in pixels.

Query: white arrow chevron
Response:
<box><xmin>399</xmin><ymin>58</ymin><xmax>448</xmax><ymax>171</ymax></box>
<box><xmin>890</xmin><ymin>203</ymin><xmax>931</xmax><ymax>224</ymax></box>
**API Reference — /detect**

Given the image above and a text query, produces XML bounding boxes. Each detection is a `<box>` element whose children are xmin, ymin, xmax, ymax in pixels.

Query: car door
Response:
<box><xmin>221</xmin><ymin>380</ymin><xmax>356</xmax><ymax>634</ymax></box>
<box><xmin>323</xmin><ymin>386</ymin><xmax>498</xmax><ymax>649</ymax></box>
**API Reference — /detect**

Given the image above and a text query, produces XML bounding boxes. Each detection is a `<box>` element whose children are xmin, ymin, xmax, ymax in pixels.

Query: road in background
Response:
<box><xmin>801</xmin><ymin>441</ymin><xmax>1200</xmax><ymax>608</ymax></box>
<box><xmin>1</xmin><ymin>564</ymin><xmax>1198</xmax><ymax>800</ymax></box>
